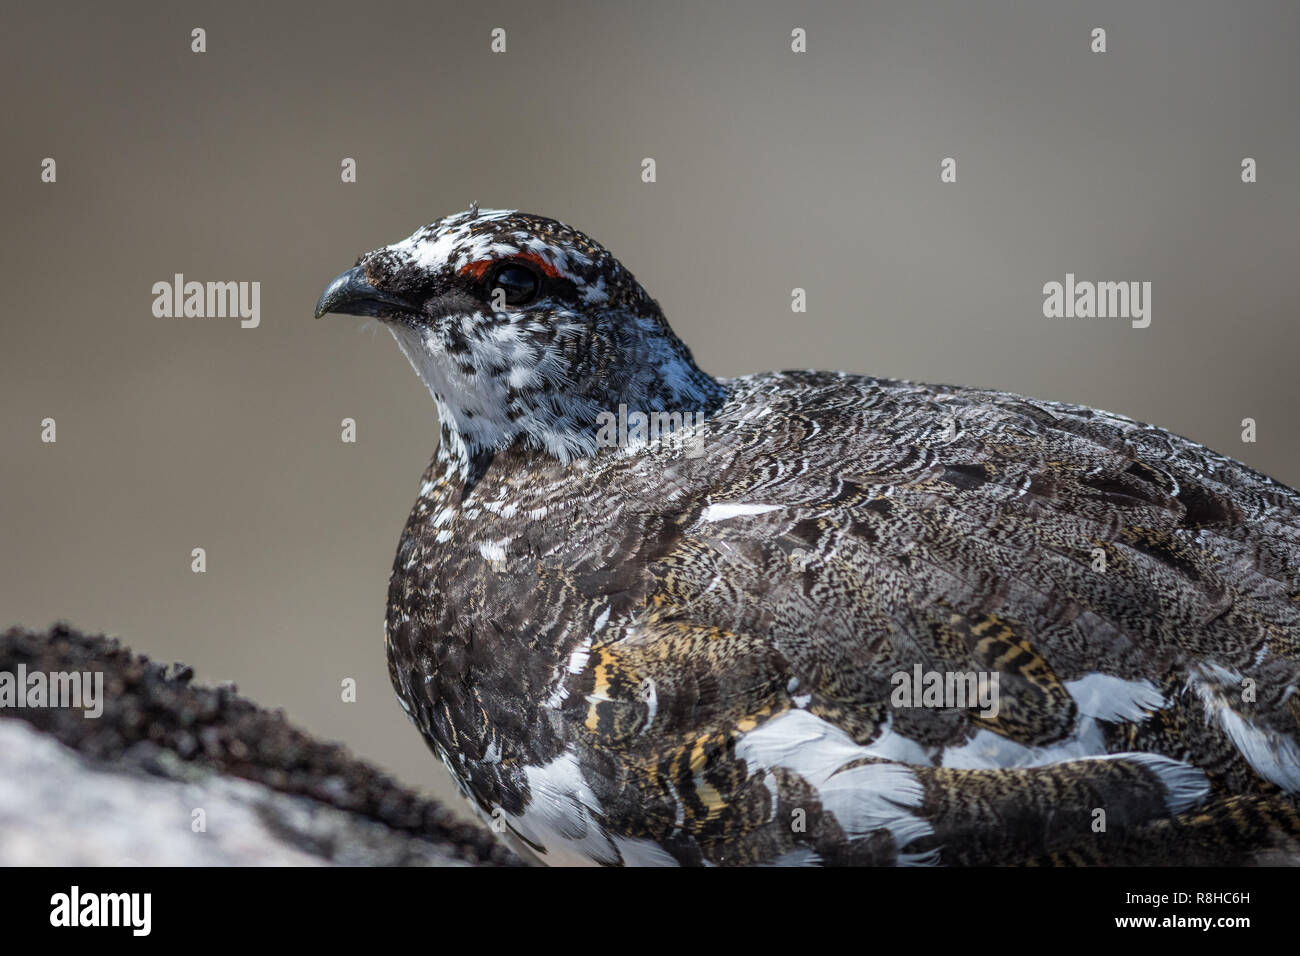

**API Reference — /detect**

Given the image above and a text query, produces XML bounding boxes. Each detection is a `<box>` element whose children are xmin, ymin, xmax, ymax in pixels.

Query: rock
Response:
<box><xmin>0</xmin><ymin>625</ymin><xmax>517</xmax><ymax>867</ymax></box>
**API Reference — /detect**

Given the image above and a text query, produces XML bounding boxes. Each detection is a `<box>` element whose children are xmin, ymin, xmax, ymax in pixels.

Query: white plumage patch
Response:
<box><xmin>940</xmin><ymin>722</ymin><xmax>1107</xmax><ymax>770</ymax></box>
<box><xmin>1190</xmin><ymin>663</ymin><xmax>1300</xmax><ymax>791</ymax></box>
<box><xmin>512</xmin><ymin>751</ymin><xmax>616</xmax><ymax>866</ymax></box>
<box><xmin>477</xmin><ymin>539</ymin><xmax>508</xmax><ymax>563</ymax></box>
<box><xmin>510</xmin><ymin>750</ymin><xmax>674</xmax><ymax>867</ymax></box>
<box><xmin>1065</xmin><ymin>673</ymin><xmax>1166</xmax><ymax>722</ymax></box>
<box><xmin>734</xmin><ymin>709</ymin><xmax>935</xmax><ymax>862</ymax></box>
<box><xmin>388</xmin><ymin>207</ymin><xmax>517</xmax><ymax>273</ymax></box>
<box><xmin>700</xmin><ymin>502</ymin><xmax>784</xmax><ymax>522</ymax></box>
<box><xmin>940</xmin><ymin>672</ymin><xmax>1167</xmax><ymax>771</ymax></box>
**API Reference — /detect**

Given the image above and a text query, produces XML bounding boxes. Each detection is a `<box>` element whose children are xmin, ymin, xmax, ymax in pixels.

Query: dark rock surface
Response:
<box><xmin>0</xmin><ymin>624</ymin><xmax>518</xmax><ymax>866</ymax></box>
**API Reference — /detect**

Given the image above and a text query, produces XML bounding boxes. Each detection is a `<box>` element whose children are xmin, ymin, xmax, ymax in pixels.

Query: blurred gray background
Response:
<box><xmin>3</xmin><ymin>0</ymin><xmax>1297</xmax><ymax>814</ymax></box>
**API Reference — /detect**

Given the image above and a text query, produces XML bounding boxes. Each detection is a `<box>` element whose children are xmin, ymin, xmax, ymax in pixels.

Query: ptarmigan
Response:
<box><xmin>316</xmin><ymin>208</ymin><xmax>1300</xmax><ymax>866</ymax></box>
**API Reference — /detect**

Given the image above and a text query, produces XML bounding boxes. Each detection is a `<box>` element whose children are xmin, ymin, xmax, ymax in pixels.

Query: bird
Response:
<box><xmin>315</xmin><ymin>207</ymin><xmax>1300</xmax><ymax>866</ymax></box>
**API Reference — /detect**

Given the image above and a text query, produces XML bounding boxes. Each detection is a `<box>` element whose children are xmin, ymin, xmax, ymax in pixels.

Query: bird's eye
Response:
<box><xmin>487</xmin><ymin>263</ymin><xmax>541</xmax><ymax>307</ymax></box>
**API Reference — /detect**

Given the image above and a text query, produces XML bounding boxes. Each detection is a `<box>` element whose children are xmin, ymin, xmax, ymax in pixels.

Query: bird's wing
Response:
<box><xmin>555</xmin><ymin>372</ymin><xmax>1300</xmax><ymax>863</ymax></box>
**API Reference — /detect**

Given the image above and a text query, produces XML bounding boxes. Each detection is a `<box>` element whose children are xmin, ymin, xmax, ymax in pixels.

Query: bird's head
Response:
<box><xmin>316</xmin><ymin>208</ymin><xmax>723</xmax><ymax>464</ymax></box>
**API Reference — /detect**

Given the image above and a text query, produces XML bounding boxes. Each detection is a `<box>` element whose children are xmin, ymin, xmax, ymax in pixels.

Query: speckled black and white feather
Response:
<box><xmin>317</xmin><ymin>209</ymin><xmax>1300</xmax><ymax>866</ymax></box>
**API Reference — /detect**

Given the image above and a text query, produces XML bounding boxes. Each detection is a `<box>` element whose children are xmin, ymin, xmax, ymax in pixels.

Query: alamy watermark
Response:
<box><xmin>1042</xmin><ymin>273</ymin><xmax>1151</xmax><ymax>328</ymax></box>
<box><xmin>152</xmin><ymin>274</ymin><xmax>260</xmax><ymax>328</ymax></box>
<box><xmin>594</xmin><ymin>403</ymin><xmax>707</xmax><ymax>458</ymax></box>
<box><xmin>890</xmin><ymin>664</ymin><xmax>1000</xmax><ymax>719</ymax></box>
<box><xmin>50</xmin><ymin>886</ymin><xmax>150</xmax><ymax>936</ymax></box>
<box><xmin>0</xmin><ymin>665</ymin><xmax>104</xmax><ymax>718</ymax></box>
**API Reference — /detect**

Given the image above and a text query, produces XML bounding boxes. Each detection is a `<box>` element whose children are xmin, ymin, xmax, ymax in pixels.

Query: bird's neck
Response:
<box><xmin>394</xmin><ymin>320</ymin><xmax>726</xmax><ymax>472</ymax></box>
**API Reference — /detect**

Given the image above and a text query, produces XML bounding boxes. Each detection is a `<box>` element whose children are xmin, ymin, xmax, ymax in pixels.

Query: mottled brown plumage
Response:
<box><xmin>318</xmin><ymin>210</ymin><xmax>1300</xmax><ymax>865</ymax></box>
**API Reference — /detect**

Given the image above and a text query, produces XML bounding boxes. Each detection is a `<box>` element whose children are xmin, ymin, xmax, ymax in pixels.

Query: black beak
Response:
<box><xmin>314</xmin><ymin>266</ymin><xmax>421</xmax><ymax>319</ymax></box>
